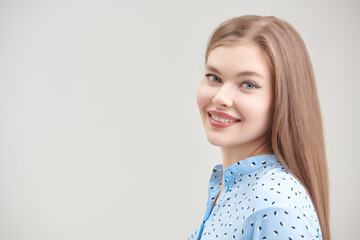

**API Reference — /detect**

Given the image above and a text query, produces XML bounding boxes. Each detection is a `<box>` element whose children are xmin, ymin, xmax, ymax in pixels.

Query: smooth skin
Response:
<box><xmin>196</xmin><ymin>43</ymin><xmax>274</xmax><ymax>198</ymax></box>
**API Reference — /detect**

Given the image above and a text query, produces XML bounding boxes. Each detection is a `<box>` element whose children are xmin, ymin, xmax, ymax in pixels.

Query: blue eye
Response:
<box><xmin>205</xmin><ymin>74</ymin><xmax>221</xmax><ymax>83</ymax></box>
<box><xmin>242</xmin><ymin>82</ymin><xmax>258</xmax><ymax>90</ymax></box>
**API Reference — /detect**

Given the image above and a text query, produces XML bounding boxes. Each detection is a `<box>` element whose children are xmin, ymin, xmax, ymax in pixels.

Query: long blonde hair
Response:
<box><xmin>206</xmin><ymin>15</ymin><xmax>330</xmax><ymax>240</ymax></box>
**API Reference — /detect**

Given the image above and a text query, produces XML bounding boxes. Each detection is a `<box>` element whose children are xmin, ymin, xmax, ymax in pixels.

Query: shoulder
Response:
<box><xmin>250</xmin><ymin>165</ymin><xmax>311</xmax><ymax>207</ymax></box>
<box><xmin>243</xmin><ymin>165</ymin><xmax>322</xmax><ymax>239</ymax></box>
<box><xmin>243</xmin><ymin>206</ymin><xmax>321</xmax><ymax>239</ymax></box>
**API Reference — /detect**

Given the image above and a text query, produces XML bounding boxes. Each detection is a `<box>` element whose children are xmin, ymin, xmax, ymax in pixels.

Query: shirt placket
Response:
<box><xmin>197</xmin><ymin>169</ymin><xmax>235</xmax><ymax>240</ymax></box>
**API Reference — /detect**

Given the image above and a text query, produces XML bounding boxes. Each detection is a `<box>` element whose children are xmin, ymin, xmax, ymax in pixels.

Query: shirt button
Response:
<box><xmin>225</xmin><ymin>171</ymin><xmax>231</xmax><ymax>177</ymax></box>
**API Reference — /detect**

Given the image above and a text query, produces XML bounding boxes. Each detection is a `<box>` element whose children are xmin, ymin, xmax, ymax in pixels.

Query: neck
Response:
<box><xmin>219</xmin><ymin>138</ymin><xmax>273</xmax><ymax>193</ymax></box>
<box><xmin>221</xmin><ymin>139</ymin><xmax>273</xmax><ymax>170</ymax></box>
<box><xmin>221</xmin><ymin>147</ymin><xmax>273</xmax><ymax>170</ymax></box>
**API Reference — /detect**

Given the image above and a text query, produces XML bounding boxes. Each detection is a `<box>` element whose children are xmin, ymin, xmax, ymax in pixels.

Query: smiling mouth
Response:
<box><xmin>207</xmin><ymin>112</ymin><xmax>241</xmax><ymax>128</ymax></box>
<box><xmin>210</xmin><ymin>114</ymin><xmax>240</xmax><ymax>123</ymax></box>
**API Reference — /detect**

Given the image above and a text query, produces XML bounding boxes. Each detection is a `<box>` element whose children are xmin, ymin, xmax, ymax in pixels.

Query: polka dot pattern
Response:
<box><xmin>188</xmin><ymin>155</ymin><xmax>322</xmax><ymax>240</ymax></box>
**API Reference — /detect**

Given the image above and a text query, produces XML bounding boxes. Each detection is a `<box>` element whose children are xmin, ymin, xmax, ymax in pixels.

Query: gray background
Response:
<box><xmin>0</xmin><ymin>0</ymin><xmax>359</xmax><ymax>239</ymax></box>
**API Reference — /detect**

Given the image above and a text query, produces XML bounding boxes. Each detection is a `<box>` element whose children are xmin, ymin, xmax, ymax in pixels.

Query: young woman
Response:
<box><xmin>188</xmin><ymin>16</ymin><xmax>330</xmax><ymax>240</ymax></box>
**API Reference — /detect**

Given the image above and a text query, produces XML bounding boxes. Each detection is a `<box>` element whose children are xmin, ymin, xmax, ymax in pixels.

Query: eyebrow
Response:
<box><xmin>206</xmin><ymin>65</ymin><xmax>265</xmax><ymax>80</ymax></box>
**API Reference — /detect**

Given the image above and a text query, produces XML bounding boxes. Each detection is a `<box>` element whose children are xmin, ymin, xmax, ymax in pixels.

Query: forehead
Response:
<box><xmin>206</xmin><ymin>43</ymin><xmax>271</xmax><ymax>79</ymax></box>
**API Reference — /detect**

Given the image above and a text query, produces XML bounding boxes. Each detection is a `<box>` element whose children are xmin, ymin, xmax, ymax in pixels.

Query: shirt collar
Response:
<box><xmin>209</xmin><ymin>154</ymin><xmax>280</xmax><ymax>190</ymax></box>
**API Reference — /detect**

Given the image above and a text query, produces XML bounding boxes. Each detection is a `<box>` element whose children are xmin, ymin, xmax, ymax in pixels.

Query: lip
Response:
<box><xmin>207</xmin><ymin>110</ymin><xmax>241</xmax><ymax>128</ymax></box>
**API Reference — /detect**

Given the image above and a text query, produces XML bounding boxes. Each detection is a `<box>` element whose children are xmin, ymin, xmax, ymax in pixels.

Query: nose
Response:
<box><xmin>212</xmin><ymin>84</ymin><xmax>234</xmax><ymax>108</ymax></box>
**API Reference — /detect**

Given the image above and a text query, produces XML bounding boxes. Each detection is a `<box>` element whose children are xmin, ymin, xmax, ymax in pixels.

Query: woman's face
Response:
<box><xmin>196</xmin><ymin>43</ymin><xmax>274</xmax><ymax>150</ymax></box>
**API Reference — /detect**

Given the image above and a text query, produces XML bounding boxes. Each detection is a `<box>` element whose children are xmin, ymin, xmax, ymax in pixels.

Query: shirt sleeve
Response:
<box><xmin>250</xmin><ymin>206</ymin><xmax>321</xmax><ymax>240</ymax></box>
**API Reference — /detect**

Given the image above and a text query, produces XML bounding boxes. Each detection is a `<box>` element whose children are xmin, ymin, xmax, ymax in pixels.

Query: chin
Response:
<box><xmin>206</xmin><ymin>134</ymin><xmax>239</xmax><ymax>148</ymax></box>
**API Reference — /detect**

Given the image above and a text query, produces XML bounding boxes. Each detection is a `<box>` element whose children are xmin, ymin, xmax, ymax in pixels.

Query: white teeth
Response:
<box><xmin>211</xmin><ymin>114</ymin><xmax>237</xmax><ymax>123</ymax></box>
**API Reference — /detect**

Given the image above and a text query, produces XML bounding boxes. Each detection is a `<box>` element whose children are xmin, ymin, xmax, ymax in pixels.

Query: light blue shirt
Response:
<box><xmin>188</xmin><ymin>154</ymin><xmax>322</xmax><ymax>240</ymax></box>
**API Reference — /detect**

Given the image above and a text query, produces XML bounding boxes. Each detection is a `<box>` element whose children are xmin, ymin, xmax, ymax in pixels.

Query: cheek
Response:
<box><xmin>256</xmin><ymin>99</ymin><xmax>274</xmax><ymax>129</ymax></box>
<box><xmin>262</xmin><ymin>93</ymin><xmax>274</xmax><ymax>124</ymax></box>
<box><xmin>235</xmin><ymin>95</ymin><xmax>273</xmax><ymax>122</ymax></box>
<box><xmin>196</xmin><ymin>82</ymin><xmax>212</xmax><ymax>111</ymax></box>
